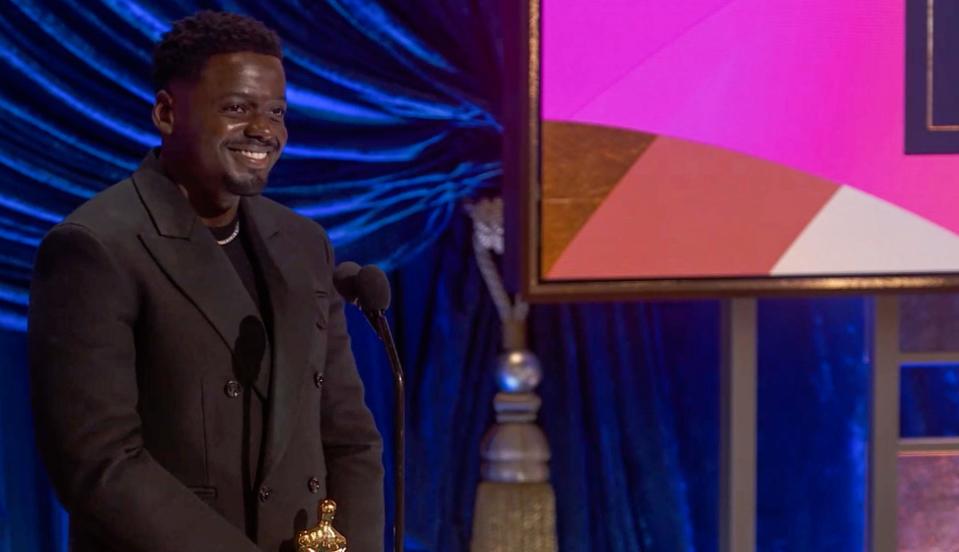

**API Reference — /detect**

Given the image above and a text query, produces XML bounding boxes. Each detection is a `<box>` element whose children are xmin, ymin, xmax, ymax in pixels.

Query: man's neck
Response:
<box><xmin>158</xmin><ymin>150</ymin><xmax>239</xmax><ymax>227</ymax></box>
<box><xmin>176</xmin><ymin>185</ymin><xmax>239</xmax><ymax>228</ymax></box>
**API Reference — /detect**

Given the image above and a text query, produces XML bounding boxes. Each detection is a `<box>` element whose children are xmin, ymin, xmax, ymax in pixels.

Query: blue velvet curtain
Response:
<box><xmin>0</xmin><ymin>1</ymin><xmax>882</xmax><ymax>551</ymax></box>
<box><xmin>902</xmin><ymin>363</ymin><xmax>959</xmax><ymax>438</ymax></box>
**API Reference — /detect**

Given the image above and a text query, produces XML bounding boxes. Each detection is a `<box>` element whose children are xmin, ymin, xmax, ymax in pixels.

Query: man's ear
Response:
<box><xmin>152</xmin><ymin>90</ymin><xmax>174</xmax><ymax>136</ymax></box>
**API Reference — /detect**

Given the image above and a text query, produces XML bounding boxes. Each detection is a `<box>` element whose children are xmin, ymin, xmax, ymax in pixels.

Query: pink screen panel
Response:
<box><xmin>541</xmin><ymin>0</ymin><xmax>959</xmax><ymax>280</ymax></box>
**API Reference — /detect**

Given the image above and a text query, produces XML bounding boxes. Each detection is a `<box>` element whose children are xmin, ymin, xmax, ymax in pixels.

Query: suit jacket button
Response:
<box><xmin>314</xmin><ymin>372</ymin><xmax>324</xmax><ymax>388</ymax></box>
<box><xmin>308</xmin><ymin>477</ymin><xmax>321</xmax><ymax>493</ymax></box>
<box><xmin>258</xmin><ymin>486</ymin><xmax>273</xmax><ymax>502</ymax></box>
<box><xmin>224</xmin><ymin>380</ymin><xmax>242</xmax><ymax>398</ymax></box>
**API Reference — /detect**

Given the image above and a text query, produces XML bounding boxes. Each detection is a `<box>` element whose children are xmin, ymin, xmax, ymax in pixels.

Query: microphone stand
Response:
<box><xmin>364</xmin><ymin>308</ymin><xmax>405</xmax><ymax>552</ymax></box>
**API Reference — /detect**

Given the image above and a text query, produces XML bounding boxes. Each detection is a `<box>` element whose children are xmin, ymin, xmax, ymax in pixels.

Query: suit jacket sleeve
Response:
<box><xmin>318</xmin><ymin>231</ymin><xmax>385</xmax><ymax>552</ymax></box>
<box><xmin>29</xmin><ymin>223</ymin><xmax>260</xmax><ymax>552</ymax></box>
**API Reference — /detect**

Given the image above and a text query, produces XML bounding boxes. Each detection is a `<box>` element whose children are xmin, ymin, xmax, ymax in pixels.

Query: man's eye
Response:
<box><xmin>271</xmin><ymin>108</ymin><xmax>286</xmax><ymax>119</ymax></box>
<box><xmin>224</xmin><ymin>104</ymin><xmax>246</xmax><ymax>113</ymax></box>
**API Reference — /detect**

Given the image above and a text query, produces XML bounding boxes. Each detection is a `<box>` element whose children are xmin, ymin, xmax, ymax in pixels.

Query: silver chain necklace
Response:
<box><xmin>216</xmin><ymin>219</ymin><xmax>240</xmax><ymax>246</ymax></box>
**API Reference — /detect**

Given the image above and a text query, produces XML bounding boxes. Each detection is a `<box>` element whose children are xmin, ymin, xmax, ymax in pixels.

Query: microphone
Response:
<box><xmin>332</xmin><ymin>261</ymin><xmax>361</xmax><ymax>304</ymax></box>
<box><xmin>334</xmin><ymin>262</ymin><xmax>405</xmax><ymax>552</ymax></box>
<box><xmin>356</xmin><ymin>265</ymin><xmax>391</xmax><ymax>313</ymax></box>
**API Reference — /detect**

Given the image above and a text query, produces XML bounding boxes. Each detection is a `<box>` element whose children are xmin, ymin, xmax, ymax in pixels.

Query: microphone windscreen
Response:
<box><xmin>356</xmin><ymin>264</ymin><xmax>391</xmax><ymax>311</ymax></box>
<box><xmin>333</xmin><ymin>261</ymin><xmax>362</xmax><ymax>302</ymax></box>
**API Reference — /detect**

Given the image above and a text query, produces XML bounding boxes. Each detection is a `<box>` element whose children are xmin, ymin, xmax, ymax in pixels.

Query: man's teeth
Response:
<box><xmin>238</xmin><ymin>150</ymin><xmax>267</xmax><ymax>160</ymax></box>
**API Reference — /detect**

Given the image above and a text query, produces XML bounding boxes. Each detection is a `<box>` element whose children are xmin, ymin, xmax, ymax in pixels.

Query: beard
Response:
<box><xmin>224</xmin><ymin>170</ymin><xmax>268</xmax><ymax>197</ymax></box>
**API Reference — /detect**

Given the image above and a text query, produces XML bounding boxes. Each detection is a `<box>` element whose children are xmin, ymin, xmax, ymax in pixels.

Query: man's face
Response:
<box><xmin>163</xmin><ymin>52</ymin><xmax>288</xmax><ymax>199</ymax></box>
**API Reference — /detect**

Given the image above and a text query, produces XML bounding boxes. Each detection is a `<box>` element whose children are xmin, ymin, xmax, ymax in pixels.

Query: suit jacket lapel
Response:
<box><xmin>242</xmin><ymin>195</ymin><xmax>315</xmax><ymax>481</ymax></box>
<box><xmin>131</xmin><ymin>153</ymin><xmax>315</xmax><ymax>480</ymax></box>
<box><xmin>132</xmin><ymin>154</ymin><xmax>260</xmax><ymax>354</ymax></box>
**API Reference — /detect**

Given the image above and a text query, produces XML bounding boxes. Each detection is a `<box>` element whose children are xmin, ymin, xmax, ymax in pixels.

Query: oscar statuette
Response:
<box><xmin>295</xmin><ymin>499</ymin><xmax>347</xmax><ymax>552</ymax></box>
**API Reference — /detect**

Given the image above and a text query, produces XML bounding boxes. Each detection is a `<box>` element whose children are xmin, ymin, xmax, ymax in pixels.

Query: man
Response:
<box><xmin>28</xmin><ymin>11</ymin><xmax>384</xmax><ymax>552</ymax></box>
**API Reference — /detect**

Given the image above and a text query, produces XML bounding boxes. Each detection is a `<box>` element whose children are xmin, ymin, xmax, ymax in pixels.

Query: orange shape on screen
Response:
<box><xmin>541</xmin><ymin>121</ymin><xmax>657</xmax><ymax>275</ymax></box>
<box><xmin>546</xmin><ymin>135</ymin><xmax>841</xmax><ymax>280</ymax></box>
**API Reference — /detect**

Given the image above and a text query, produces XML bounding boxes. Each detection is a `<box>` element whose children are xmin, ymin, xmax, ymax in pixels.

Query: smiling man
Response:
<box><xmin>28</xmin><ymin>11</ymin><xmax>383</xmax><ymax>552</ymax></box>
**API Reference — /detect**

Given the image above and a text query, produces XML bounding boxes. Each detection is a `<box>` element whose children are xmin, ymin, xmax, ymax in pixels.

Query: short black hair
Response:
<box><xmin>152</xmin><ymin>11</ymin><xmax>282</xmax><ymax>91</ymax></box>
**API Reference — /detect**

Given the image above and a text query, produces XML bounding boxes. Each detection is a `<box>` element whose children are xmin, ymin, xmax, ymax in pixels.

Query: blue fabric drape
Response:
<box><xmin>901</xmin><ymin>364</ymin><xmax>959</xmax><ymax>437</ymax></box>
<box><xmin>756</xmin><ymin>299</ymin><xmax>869</xmax><ymax>552</ymax></box>
<box><xmin>0</xmin><ymin>1</ymin><xmax>884</xmax><ymax>551</ymax></box>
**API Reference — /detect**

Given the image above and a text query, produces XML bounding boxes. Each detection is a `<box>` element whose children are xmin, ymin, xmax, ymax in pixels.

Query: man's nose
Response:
<box><xmin>244</xmin><ymin>113</ymin><xmax>274</xmax><ymax>141</ymax></box>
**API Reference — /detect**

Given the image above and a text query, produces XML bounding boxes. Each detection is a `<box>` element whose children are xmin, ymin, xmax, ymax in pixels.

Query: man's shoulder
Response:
<box><xmin>60</xmin><ymin>178</ymin><xmax>145</xmax><ymax>239</ymax></box>
<box><xmin>255</xmin><ymin>194</ymin><xmax>329</xmax><ymax>244</ymax></box>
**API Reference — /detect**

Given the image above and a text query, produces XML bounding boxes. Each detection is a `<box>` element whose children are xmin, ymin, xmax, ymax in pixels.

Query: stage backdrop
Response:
<box><xmin>1</xmin><ymin>2</ymin><xmax>952</xmax><ymax>552</ymax></box>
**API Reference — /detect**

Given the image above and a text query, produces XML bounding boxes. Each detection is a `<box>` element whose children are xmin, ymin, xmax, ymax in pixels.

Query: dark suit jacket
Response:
<box><xmin>28</xmin><ymin>154</ymin><xmax>384</xmax><ymax>552</ymax></box>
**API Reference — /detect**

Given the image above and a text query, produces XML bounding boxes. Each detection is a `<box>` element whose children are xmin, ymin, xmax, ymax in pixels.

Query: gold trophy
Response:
<box><xmin>296</xmin><ymin>499</ymin><xmax>347</xmax><ymax>552</ymax></box>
